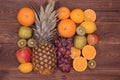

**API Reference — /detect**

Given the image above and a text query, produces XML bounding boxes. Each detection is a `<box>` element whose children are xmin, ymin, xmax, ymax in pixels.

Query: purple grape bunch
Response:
<box><xmin>54</xmin><ymin>37</ymin><xmax>73</xmax><ymax>72</ymax></box>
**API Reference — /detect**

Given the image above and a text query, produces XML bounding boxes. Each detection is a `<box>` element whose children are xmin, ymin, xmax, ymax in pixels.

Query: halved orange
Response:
<box><xmin>84</xmin><ymin>9</ymin><xmax>96</xmax><ymax>22</ymax></box>
<box><xmin>73</xmin><ymin>57</ymin><xmax>87</xmax><ymax>72</ymax></box>
<box><xmin>82</xmin><ymin>45</ymin><xmax>96</xmax><ymax>60</ymax></box>
<box><xmin>70</xmin><ymin>47</ymin><xmax>81</xmax><ymax>59</ymax></box>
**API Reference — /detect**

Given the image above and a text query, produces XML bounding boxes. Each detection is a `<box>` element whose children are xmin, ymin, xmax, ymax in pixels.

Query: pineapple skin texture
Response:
<box><xmin>32</xmin><ymin>43</ymin><xmax>56</xmax><ymax>75</ymax></box>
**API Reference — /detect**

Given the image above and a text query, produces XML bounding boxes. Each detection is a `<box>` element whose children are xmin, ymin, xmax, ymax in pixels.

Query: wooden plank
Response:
<box><xmin>0</xmin><ymin>43</ymin><xmax>120</xmax><ymax>70</ymax></box>
<box><xmin>0</xmin><ymin>22</ymin><xmax>120</xmax><ymax>44</ymax></box>
<box><xmin>57</xmin><ymin>0</ymin><xmax>120</xmax><ymax>10</ymax></box>
<box><xmin>0</xmin><ymin>0</ymin><xmax>120</xmax><ymax>80</ymax></box>
<box><xmin>0</xmin><ymin>69</ymin><xmax>120</xmax><ymax>80</ymax></box>
<box><xmin>0</xmin><ymin>0</ymin><xmax>120</xmax><ymax>23</ymax></box>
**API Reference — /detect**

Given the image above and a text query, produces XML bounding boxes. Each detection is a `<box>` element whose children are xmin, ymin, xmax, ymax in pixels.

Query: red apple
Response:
<box><xmin>16</xmin><ymin>47</ymin><xmax>32</xmax><ymax>63</ymax></box>
<box><xmin>87</xmin><ymin>34</ymin><xmax>99</xmax><ymax>45</ymax></box>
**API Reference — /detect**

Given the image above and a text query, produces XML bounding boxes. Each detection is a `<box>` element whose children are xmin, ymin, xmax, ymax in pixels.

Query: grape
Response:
<box><xmin>66</xmin><ymin>50</ymin><xmax>71</xmax><ymax>55</ymax></box>
<box><xmin>64</xmin><ymin>54</ymin><xmax>70</xmax><ymax>59</ymax></box>
<box><xmin>57</xmin><ymin>52</ymin><xmax>62</xmax><ymax>57</ymax></box>
<box><xmin>66</xmin><ymin>44</ymin><xmax>72</xmax><ymax>50</ymax></box>
<box><xmin>64</xmin><ymin>59</ymin><xmax>69</xmax><ymax>64</ymax></box>
<box><xmin>66</xmin><ymin>64</ymin><xmax>71</xmax><ymax>72</ymax></box>
<box><xmin>58</xmin><ymin>47</ymin><xmax>64</xmax><ymax>53</ymax></box>
<box><xmin>67</xmin><ymin>37</ymin><xmax>73</xmax><ymax>42</ymax></box>
<box><xmin>61</xmin><ymin>66</ymin><xmax>66</xmax><ymax>72</ymax></box>
<box><xmin>55</xmin><ymin>40</ymin><xmax>59</xmax><ymax>45</ymax></box>
<box><xmin>57</xmin><ymin>43</ymin><xmax>62</xmax><ymax>47</ymax></box>
<box><xmin>54</xmin><ymin>37</ymin><xmax>74</xmax><ymax>73</ymax></box>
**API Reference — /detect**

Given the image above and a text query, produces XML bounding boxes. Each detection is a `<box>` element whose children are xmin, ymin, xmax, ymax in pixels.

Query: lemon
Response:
<box><xmin>18</xmin><ymin>62</ymin><xmax>33</xmax><ymax>73</ymax></box>
<box><xmin>80</xmin><ymin>21</ymin><xmax>97</xmax><ymax>34</ymax></box>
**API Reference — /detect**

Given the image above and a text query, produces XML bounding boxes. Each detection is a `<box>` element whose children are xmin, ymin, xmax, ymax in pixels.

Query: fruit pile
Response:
<box><xmin>56</xmin><ymin>6</ymin><xmax>99</xmax><ymax>72</ymax></box>
<box><xmin>16</xmin><ymin>7</ymin><xmax>36</xmax><ymax>73</ymax></box>
<box><xmin>15</xmin><ymin>0</ymin><xmax>99</xmax><ymax>74</ymax></box>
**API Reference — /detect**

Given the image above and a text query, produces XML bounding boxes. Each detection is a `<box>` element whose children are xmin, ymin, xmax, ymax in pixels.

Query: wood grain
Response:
<box><xmin>0</xmin><ymin>0</ymin><xmax>120</xmax><ymax>80</ymax></box>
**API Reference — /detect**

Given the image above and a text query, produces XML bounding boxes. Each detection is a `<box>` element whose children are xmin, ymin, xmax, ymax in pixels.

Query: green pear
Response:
<box><xmin>74</xmin><ymin>35</ymin><xmax>86</xmax><ymax>49</ymax></box>
<box><xmin>18</xmin><ymin>26</ymin><xmax>32</xmax><ymax>39</ymax></box>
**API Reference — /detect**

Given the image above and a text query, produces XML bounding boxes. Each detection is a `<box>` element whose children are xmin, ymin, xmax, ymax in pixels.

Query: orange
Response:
<box><xmin>84</xmin><ymin>9</ymin><xmax>96</xmax><ymax>22</ymax></box>
<box><xmin>80</xmin><ymin>21</ymin><xmax>97</xmax><ymax>34</ymax></box>
<box><xmin>70</xmin><ymin>9</ymin><xmax>84</xmax><ymax>23</ymax></box>
<box><xmin>58</xmin><ymin>7</ymin><xmax>70</xmax><ymax>20</ymax></box>
<box><xmin>17</xmin><ymin>7</ymin><xmax>35</xmax><ymax>27</ymax></box>
<box><xmin>73</xmin><ymin>57</ymin><xmax>87</xmax><ymax>72</ymax></box>
<box><xmin>70</xmin><ymin>47</ymin><xmax>81</xmax><ymax>59</ymax></box>
<box><xmin>57</xmin><ymin>19</ymin><xmax>76</xmax><ymax>38</ymax></box>
<box><xmin>82</xmin><ymin>45</ymin><xmax>96</xmax><ymax>60</ymax></box>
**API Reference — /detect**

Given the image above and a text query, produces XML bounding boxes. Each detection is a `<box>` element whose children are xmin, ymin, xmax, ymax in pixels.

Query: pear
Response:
<box><xmin>74</xmin><ymin>35</ymin><xmax>86</xmax><ymax>49</ymax></box>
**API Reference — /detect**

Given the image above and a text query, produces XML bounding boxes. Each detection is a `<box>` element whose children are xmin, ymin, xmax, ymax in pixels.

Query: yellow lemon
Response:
<box><xmin>80</xmin><ymin>21</ymin><xmax>97</xmax><ymax>34</ymax></box>
<box><xmin>18</xmin><ymin>62</ymin><xmax>33</xmax><ymax>73</ymax></box>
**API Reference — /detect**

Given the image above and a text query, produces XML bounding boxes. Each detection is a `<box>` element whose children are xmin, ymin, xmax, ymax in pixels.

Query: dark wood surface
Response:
<box><xmin>0</xmin><ymin>0</ymin><xmax>120</xmax><ymax>80</ymax></box>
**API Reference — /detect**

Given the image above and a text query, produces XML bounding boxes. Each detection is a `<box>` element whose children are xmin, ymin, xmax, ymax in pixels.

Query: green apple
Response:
<box><xmin>18</xmin><ymin>26</ymin><xmax>32</xmax><ymax>39</ymax></box>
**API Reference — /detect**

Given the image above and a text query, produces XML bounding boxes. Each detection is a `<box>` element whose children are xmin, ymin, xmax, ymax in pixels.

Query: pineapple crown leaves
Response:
<box><xmin>32</xmin><ymin>0</ymin><xmax>58</xmax><ymax>43</ymax></box>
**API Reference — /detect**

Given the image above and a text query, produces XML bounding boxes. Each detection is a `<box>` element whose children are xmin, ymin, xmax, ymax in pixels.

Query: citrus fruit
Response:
<box><xmin>82</xmin><ymin>45</ymin><xmax>96</xmax><ymax>60</ymax></box>
<box><xmin>80</xmin><ymin>21</ymin><xmax>97</xmax><ymax>34</ymax></box>
<box><xmin>58</xmin><ymin>7</ymin><xmax>70</xmax><ymax>20</ymax></box>
<box><xmin>70</xmin><ymin>47</ymin><xmax>81</xmax><ymax>59</ymax></box>
<box><xmin>76</xmin><ymin>26</ymin><xmax>86</xmax><ymax>36</ymax></box>
<box><xmin>18</xmin><ymin>62</ymin><xmax>33</xmax><ymax>73</ymax></box>
<box><xmin>73</xmin><ymin>57</ymin><xmax>87</xmax><ymax>72</ymax></box>
<box><xmin>57</xmin><ymin>19</ymin><xmax>76</xmax><ymax>38</ymax></box>
<box><xmin>84</xmin><ymin>9</ymin><xmax>96</xmax><ymax>22</ymax></box>
<box><xmin>17</xmin><ymin>7</ymin><xmax>35</xmax><ymax>26</ymax></box>
<box><xmin>88</xmin><ymin>60</ymin><xmax>96</xmax><ymax>69</ymax></box>
<box><xmin>70</xmin><ymin>9</ymin><xmax>84</xmax><ymax>23</ymax></box>
<box><xmin>17</xmin><ymin>39</ymin><xmax>27</xmax><ymax>48</ymax></box>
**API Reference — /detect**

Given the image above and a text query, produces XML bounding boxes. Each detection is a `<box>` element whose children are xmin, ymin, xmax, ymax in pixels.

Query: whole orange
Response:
<box><xmin>58</xmin><ymin>7</ymin><xmax>70</xmax><ymax>20</ymax></box>
<box><xmin>57</xmin><ymin>19</ymin><xmax>76</xmax><ymax>38</ymax></box>
<box><xmin>17</xmin><ymin>7</ymin><xmax>35</xmax><ymax>27</ymax></box>
<box><xmin>70</xmin><ymin>9</ymin><xmax>84</xmax><ymax>23</ymax></box>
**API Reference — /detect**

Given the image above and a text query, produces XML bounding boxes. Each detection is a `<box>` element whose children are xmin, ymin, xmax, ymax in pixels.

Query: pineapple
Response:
<box><xmin>32</xmin><ymin>0</ymin><xmax>57</xmax><ymax>75</ymax></box>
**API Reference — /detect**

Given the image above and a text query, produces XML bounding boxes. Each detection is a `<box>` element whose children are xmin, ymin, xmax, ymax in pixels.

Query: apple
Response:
<box><xmin>16</xmin><ymin>47</ymin><xmax>32</xmax><ymax>63</ymax></box>
<box><xmin>87</xmin><ymin>34</ymin><xmax>99</xmax><ymax>45</ymax></box>
<box><xmin>18</xmin><ymin>26</ymin><xmax>32</xmax><ymax>39</ymax></box>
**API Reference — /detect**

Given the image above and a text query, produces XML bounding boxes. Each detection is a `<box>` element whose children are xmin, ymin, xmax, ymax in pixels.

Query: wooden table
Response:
<box><xmin>0</xmin><ymin>0</ymin><xmax>120</xmax><ymax>80</ymax></box>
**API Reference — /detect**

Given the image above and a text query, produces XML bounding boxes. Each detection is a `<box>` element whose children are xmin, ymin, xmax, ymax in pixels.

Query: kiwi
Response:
<box><xmin>17</xmin><ymin>39</ymin><xmax>27</xmax><ymax>48</ymax></box>
<box><xmin>88</xmin><ymin>60</ymin><xmax>96</xmax><ymax>69</ymax></box>
<box><xmin>27</xmin><ymin>38</ymin><xmax>37</xmax><ymax>47</ymax></box>
<box><xmin>76</xmin><ymin>26</ymin><xmax>85</xmax><ymax>36</ymax></box>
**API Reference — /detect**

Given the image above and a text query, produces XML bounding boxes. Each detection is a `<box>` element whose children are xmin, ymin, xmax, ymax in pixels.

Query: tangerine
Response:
<box><xmin>58</xmin><ymin>7</ymin><xmax>70</xmax><ymax>20</ymax></box>
<box><xmin>70</xmin><ymin>9</ymin><xmax>84</xmax><ymax>23</ymax></box>
<box><xmin>17</xmin><ymin>7</ymin><xmax>35</xmax><ymax>27</ymax></box>
<box><xmin>57</xmin><ymin>19</ymin><xmax>76</xmax><ymax>38</ymax></box>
